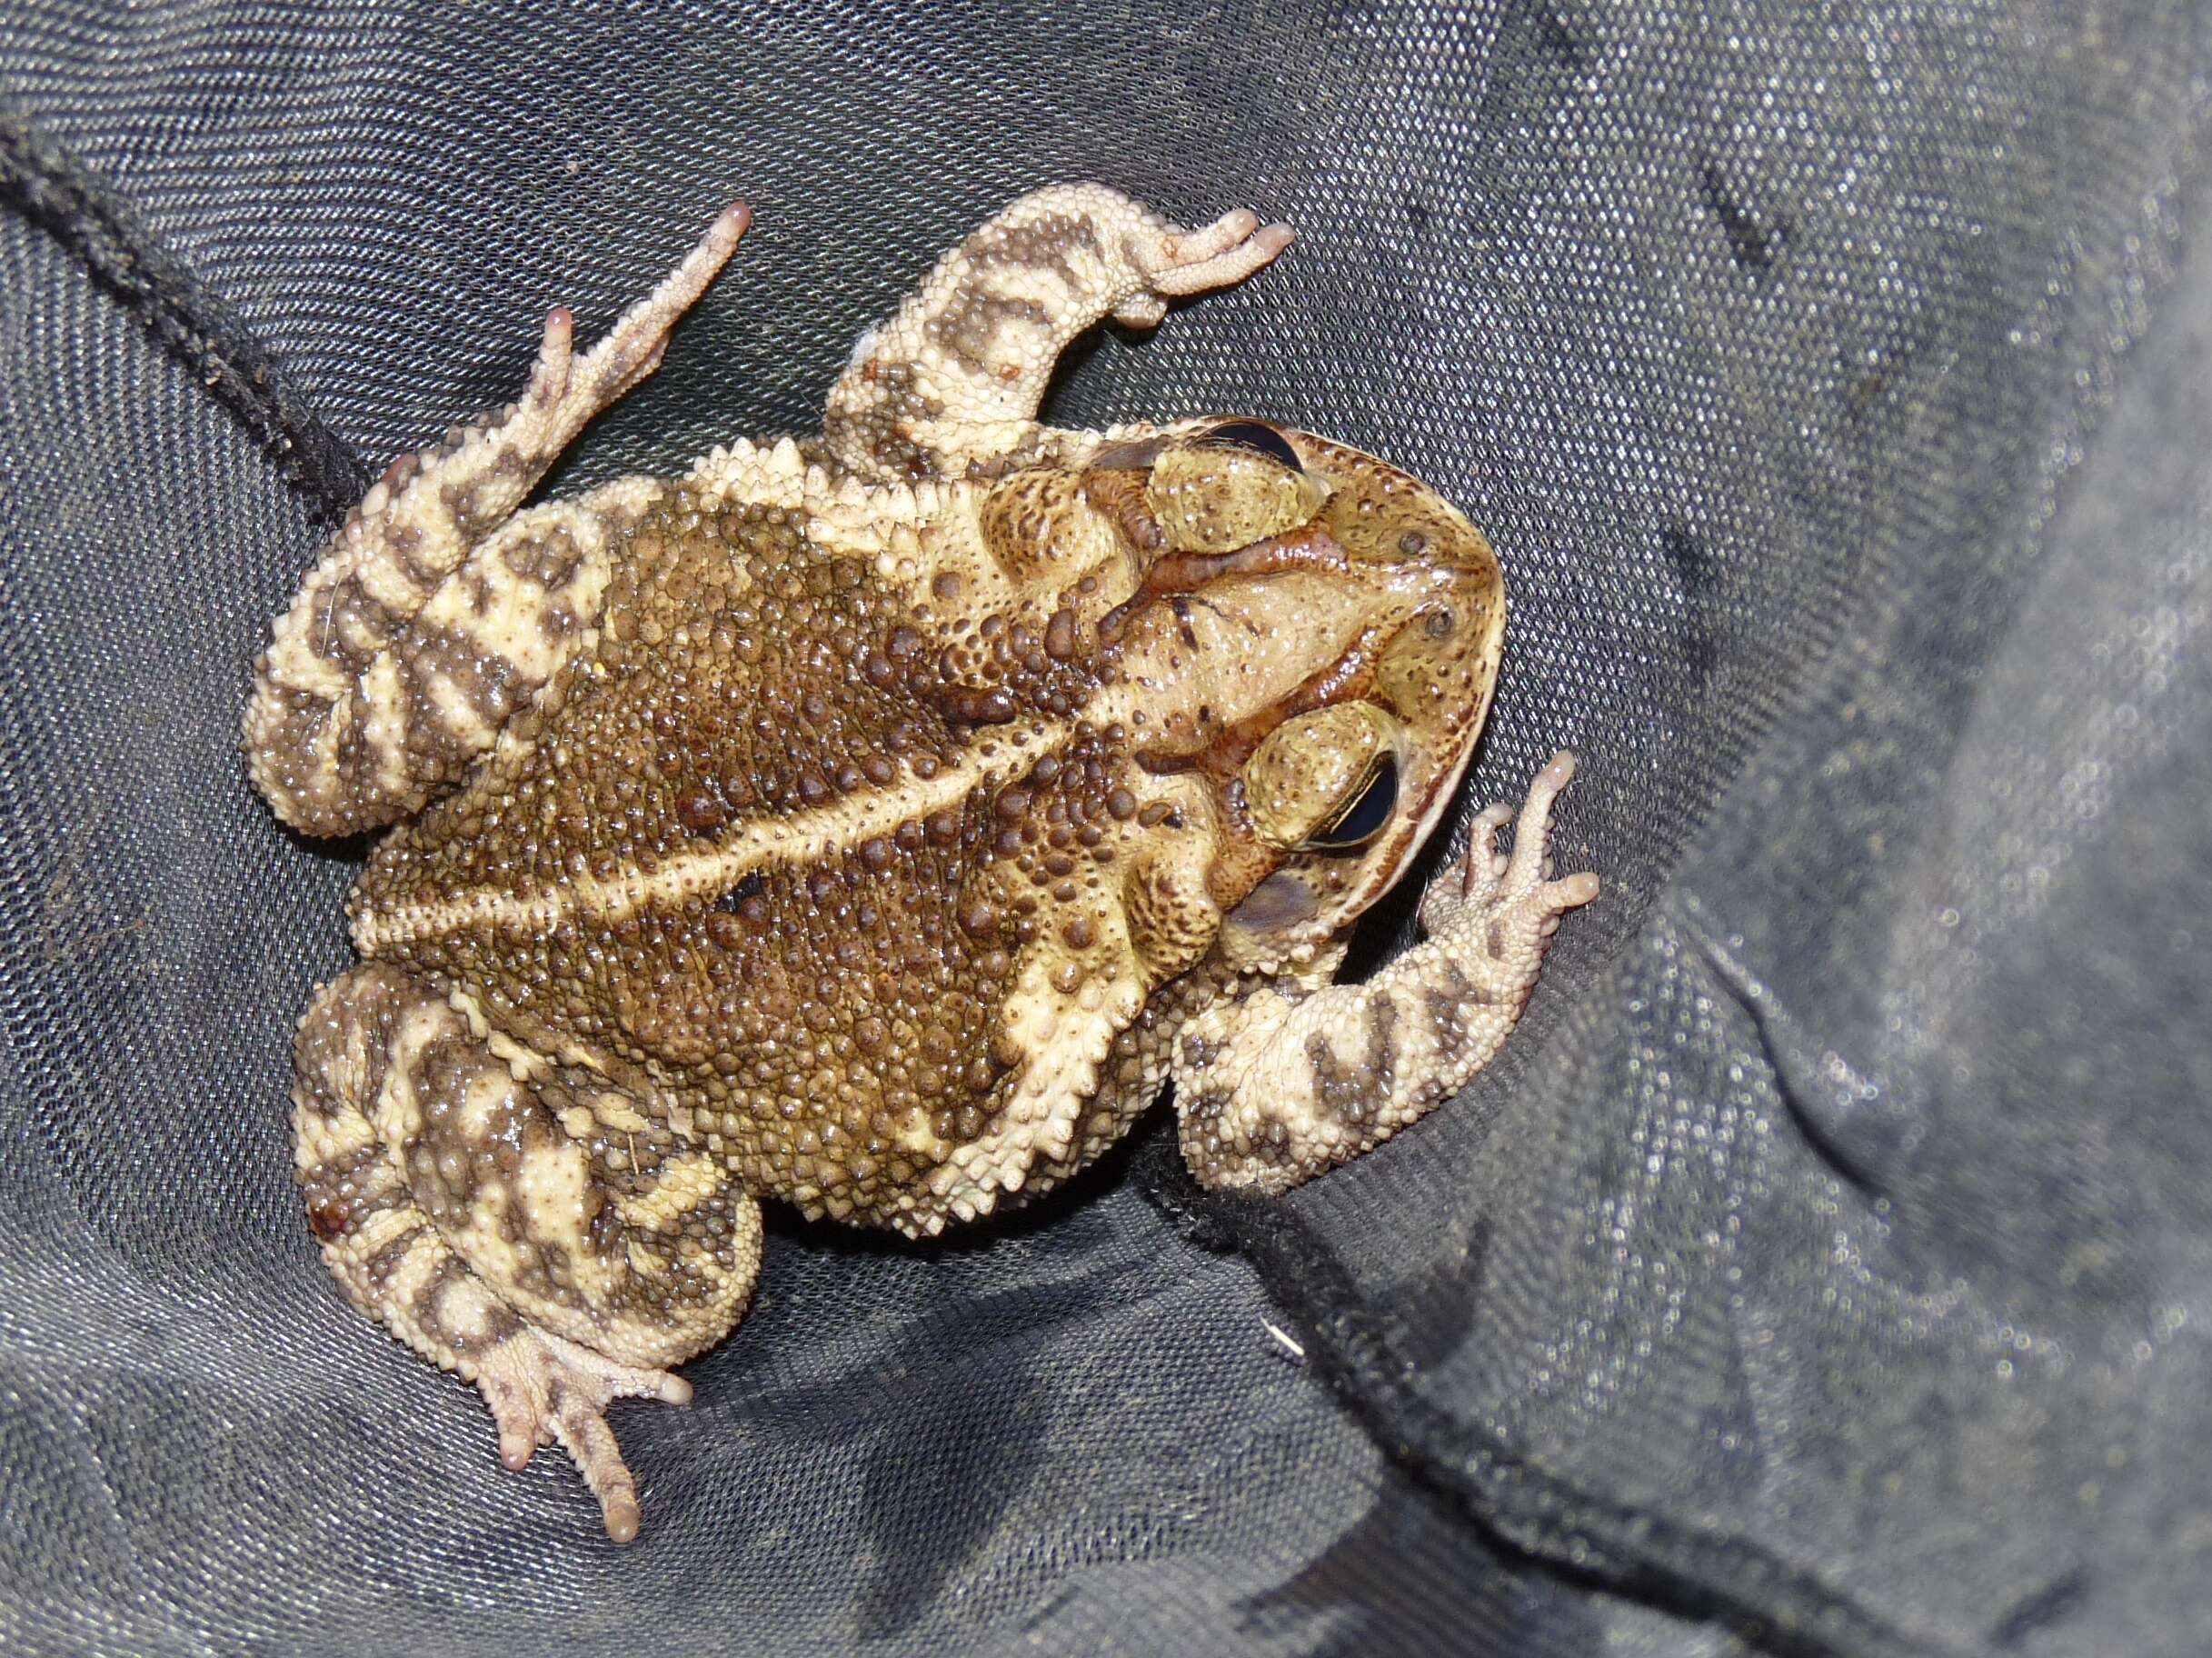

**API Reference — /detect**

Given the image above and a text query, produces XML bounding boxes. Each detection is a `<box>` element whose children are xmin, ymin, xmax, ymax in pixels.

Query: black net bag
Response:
<box><xmin>4</xmin><ymin>5</ymin><xmax>2209</xmax><ymax>1653</ymax></box>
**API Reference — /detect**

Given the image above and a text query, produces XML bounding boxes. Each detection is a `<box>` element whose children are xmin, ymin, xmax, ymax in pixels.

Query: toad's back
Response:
<box><xmin>349</xmin><ymin>477</ymin><xmax>1134</xmax><ymax>1221</ymax></box>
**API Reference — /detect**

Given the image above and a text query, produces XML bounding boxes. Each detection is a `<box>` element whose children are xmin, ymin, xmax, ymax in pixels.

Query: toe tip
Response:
<box><xmin>603</xmin><ymin>1492</ymin><xmax>642</xmax><ymax>1544</ymax></box>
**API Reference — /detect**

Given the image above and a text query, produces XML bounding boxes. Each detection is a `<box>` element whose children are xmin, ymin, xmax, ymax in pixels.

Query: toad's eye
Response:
<box><xmin>1300</xmin><ymin>756</ymin><xmax>1400</xmax><ymax>851</ymax></box>
<box><xmin>1197</xmin><ymin>420</ymin><xmax>1303</xmax><ymax>471</ymax></box>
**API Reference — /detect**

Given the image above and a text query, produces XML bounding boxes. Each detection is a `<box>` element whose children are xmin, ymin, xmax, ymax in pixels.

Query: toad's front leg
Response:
<box><xmin>292</xmin><ymin>964</ymin><xmax>762</xmax><ymax>1540</ymax></box>
<box><xmin>1175</xmin><ymin>753</ymin><xmax>1599</xmax><ymax>1194</ymax></box>
<box><xmin>244</xmin><ymin>205</ymin><xmax>749</xmax><ymax>837</ymax></box>
<box><xmin>822</xmin><ymin>184</ymin><xmax>1291</xmax><ymax>480</ymax></box>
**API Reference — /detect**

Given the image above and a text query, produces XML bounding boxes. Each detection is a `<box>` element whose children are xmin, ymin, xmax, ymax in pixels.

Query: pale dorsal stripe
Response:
<box><xmin>354</xmin><ymin>730</ymin><xmax>1065</xmax><ymax>954</ymax></box>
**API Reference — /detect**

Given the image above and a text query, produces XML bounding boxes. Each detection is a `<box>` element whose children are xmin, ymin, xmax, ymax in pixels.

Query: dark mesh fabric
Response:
<box><xmin>4</xmin><ymin>3</ymin><xmax>2209</xmax><ymax>1653</ymax></box>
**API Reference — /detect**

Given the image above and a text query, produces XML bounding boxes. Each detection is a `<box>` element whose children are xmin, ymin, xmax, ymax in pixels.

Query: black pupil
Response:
<box><xmin>1307</xmin><ymin>757</ymin><xmax>1399</xmax><ymax>849</ymax></box>
<box><xmin>1199</xmin><ymin>420</ymin><xmax>1302</xmax><ymax>470</ymax></box>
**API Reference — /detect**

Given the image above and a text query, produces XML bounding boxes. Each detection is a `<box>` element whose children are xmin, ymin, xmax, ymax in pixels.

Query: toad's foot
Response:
<box><xmin>1417</xmin><ymin>750</ymin><xmax>1599</xmax><ymax>942</ymax></box>
<box><xmin>823</xmin><ymin>184</ymin><xmax>1291</xmax><ymax>479</ymax></box>
<box><xmin>292</xmin><ymin>963</ymin><xmax>762</xmax><ymax>1539</ymax></box>
<box><xmin>475</xmin><ymin>1326</ymin><xmax>692</xmax><ymax>1543</ymax></box>
<box><xmin>246</xmin><ymin>204</ymin><xmax>750</xmax><ymax>836</ymax></box>
<box><xmin>1109</xmin><ymin>204</ymin><xmax>1296</xmax><ymax>327</ymax></box>
<box><xmin>1177</xmin><ymin>752</ymin><xmax>1599</xmax><ymax>1194</ymax></box>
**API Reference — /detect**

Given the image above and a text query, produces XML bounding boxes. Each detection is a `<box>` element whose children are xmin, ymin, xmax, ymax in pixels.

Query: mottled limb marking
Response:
<box><xmin>244</xmin><ymin>205</ymin><xmax>752</xmax><ymax>836</ymax></box>
<box><xmin>292</xmin><ymin>963</ymin><xmax>762</xmax><ymax>1540</ymax></box>
<box><xmin>1175</xmin><ymin>752</ymin><xmax>1599</xmax><ymax>1194</ymax></box>
<box><xmin>823</xmin><ymin>184</ymin><xmax>1292</xmax><ymax>481</ymax></box>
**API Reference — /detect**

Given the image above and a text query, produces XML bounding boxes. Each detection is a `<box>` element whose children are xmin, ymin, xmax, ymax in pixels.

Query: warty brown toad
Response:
<box><xmin>244</xmin><ymin>185</ymin><xmax>1599</xmax><ymax>1540</ymax></box>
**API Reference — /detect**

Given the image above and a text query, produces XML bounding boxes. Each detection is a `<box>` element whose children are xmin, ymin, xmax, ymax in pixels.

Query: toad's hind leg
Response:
<box><xmin>823</xmin><ymin>184</ymin><xmax>1291</xmax><ymax>480</ymax></box>
<box><xmin>245</xmin><ymin>205</ymin><xmax>750</xmax><ymax>838</ymax></box>
<box><xmin>292</xmin><ymin>963</ymin><xmax>762</xmax><ymax>1540</ymax></box>
<box><xmin>1175</xmin><ymin>753</ymin><xmax>1599</xmax><ymax>1195</ymax></box>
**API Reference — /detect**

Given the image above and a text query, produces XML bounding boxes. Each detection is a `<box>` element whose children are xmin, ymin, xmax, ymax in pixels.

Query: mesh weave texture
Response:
<box><xmin>4</xmin><ymin>3</ymin><xmax>2210</xmax><ymax>1653</ymax></box>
